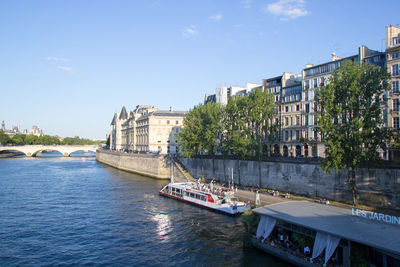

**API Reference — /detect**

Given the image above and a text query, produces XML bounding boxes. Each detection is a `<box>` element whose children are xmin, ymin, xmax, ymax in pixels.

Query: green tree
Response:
<box><xmin>24</xmin><ymin>135</ymin><xmax>38</xmax><ymax>145</ymax></box>
<box><xmin>177</xmin><ymin>105</ymin><xmax>203</xmax><ymax>158</ymax></box>
<box><xmin>316</xmin><ymin>61</ymin><xmax>392</xmax><ymax>205</ymax></box>
<box><xmin>223</xmin><ymin>95</ymin><xmax>252</xmax><ymax>185</ymax></box>
<box><xmin>0</xmin><ymin>131</ymin><xmax>11</xmax><ymax>145</ymax></box>
<box><xmin>11</xmin><ymin>134</ymin><xmax>24</xmax><ymax>145</ymax></box>
<box><xmin>177</xmin><ymin>102</ymin><xmax>222</xmax><ymax>178</ymax></box>
<box><xmin>247</xmin><ymin>89</ymin><xmax>276</xmax><ymax>187</ymax></box>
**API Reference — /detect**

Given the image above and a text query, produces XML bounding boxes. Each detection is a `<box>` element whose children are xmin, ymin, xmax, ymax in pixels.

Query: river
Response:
<box><xmin>0</xmin><ymin>156</ymin><xmax>290</xmax><ymax>266</ymax></box>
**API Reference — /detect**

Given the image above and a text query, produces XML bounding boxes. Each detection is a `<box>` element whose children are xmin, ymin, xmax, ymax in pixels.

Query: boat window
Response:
<box><xmin>190</xmin><ymin>193</ymin><xmax>195</xmax><ymax>198</ymax></box>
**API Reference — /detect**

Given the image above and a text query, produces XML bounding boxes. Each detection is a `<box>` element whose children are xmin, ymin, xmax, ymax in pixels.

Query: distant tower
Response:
<box><xmin>1</xmin><ymin>120</ymin><xmax>5</xmax><ymax>131</ymax></box>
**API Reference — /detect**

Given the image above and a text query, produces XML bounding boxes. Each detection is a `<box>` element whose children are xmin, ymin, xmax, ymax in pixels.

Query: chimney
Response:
<box><xmin>170</xmin><ymin>106</ymin><xmax>173</xmax><ymax>112</ymax></box>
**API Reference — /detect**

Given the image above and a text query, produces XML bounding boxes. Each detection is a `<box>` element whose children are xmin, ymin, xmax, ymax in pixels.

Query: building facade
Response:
<box><xmin>263</xmin><ymin>72</ymin><xmax>302</xmax><ymax>156</ymax></box>
<box><xmin>110</xmin><ymin>105</ymin><xmax>186</xmax><ymax>154</ymax></box>
<box><xmin>301</xmin><ymin>46</ymin><xmax>385</xmax><ymax>158</ymax></box>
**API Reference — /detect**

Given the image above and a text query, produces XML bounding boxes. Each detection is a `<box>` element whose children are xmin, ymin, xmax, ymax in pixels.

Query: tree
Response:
<box><xmin>0</xmin><ymin>131</ymin><xmax>11</xmax><ymax>145</ymax></box>
<box><xmin>24</xmin><ymin>135</ymin><xmax>38</xmax><ymax>145</ymax></box>
<box><xmin>177</xmin><ymin>102</ymin><xmax>222</xmax><ymax>178</ymax></box>
<box><xmin>316</xmin><ymin>61</ymin><xmax>392</xmax><ymax>205</ymax></box>
<box><xmin>11</xmin><ymin>134</ymin><xmax>24</xmax><ymax>145</ymax></box>
<box><xmin>177</xmin><ymin>105</ymin><xmax>203</xmax><ymax>158</ymax></box>
<box><xmin>247</xmin><ymin>89</ymin><xmax>276</xmax><ymax>187</ymax></box>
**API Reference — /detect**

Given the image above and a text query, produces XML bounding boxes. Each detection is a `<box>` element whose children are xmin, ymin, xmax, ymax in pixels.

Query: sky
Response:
<box><xmin>0</xmin><ymin>0</ymin><xmax>399</xmax><ymax>140</ymax></box>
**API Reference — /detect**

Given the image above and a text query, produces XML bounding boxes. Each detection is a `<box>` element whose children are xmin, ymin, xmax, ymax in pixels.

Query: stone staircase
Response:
<box><xmin>171</xmin><ymin>156</ymin><xmax>195</xmax><ymax>182</ymax></box>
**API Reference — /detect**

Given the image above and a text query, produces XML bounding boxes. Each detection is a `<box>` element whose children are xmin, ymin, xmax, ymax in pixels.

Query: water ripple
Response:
<box><xmin>0</xmin><ymin>157</ymin><xmax>290</xmax><ymax>266</ymax></box>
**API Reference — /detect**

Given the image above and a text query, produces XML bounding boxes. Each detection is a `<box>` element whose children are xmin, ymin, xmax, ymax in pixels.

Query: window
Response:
<box><xmin>313</xmin><ymin>79</ymin><xmax>318</xmax><ymax>88</ymax></box>
<box><xmin>176</xmin><ymin>121</ymin><xmax>179</xmax><ymax>125</ymax></box>
<box><xmin>285</xmin><ymin>106</ymin><xmax>289</xmax><ymax>112</ymax></box>
<box><xmin>167</xmin><ymin>120</ymin><xmax>170</xmax><ymax>124</ymax></box>
<box><xmin>392</xmin><ymin>52</ymin><xmax>399</xmax><ymax>59</ymax></box>
<box><xmin>393</xmin><ymin>64</ymin><xmax>399</xmax><ymax>76</ymax></box>
<box><xmin>296</xmin><ymin>116</ymin><xmax>300</xmax><ymax>126</ymax></box>
<box><xmin>285</xmin><ymin>131</ymin><xmax>289</xmax><ymax>141</ymax></box>
<box><xmin>394</xmin><ymin>99</ymin><xmax>399</xmax><ymax>112</ymax></box>
<box><xmin>296</xmin><ymin>105</ymin><xmax>300</xmax><ymax>111</ymax></box>
<box><xmin>305</xmin><ymin>116</ymin><xmax>309</xmax><ymax>126</ymax></box>
<box><xmin>296</xmin><ymin>130</ymin><xmax>300</xmax><ymax>140</ymax></box>
<box><xmin>393</xmin><ymin>81</ymin><xmax>399</xmax><ymax>93</ymax></box>
<box><xmin>305</xmin><ymin>104</ymin><xmax>310</xmax><ymax>113</ymax></box>
<box><xmin>286</xmin><ymin>117</ymin><xmax>289</xmax><ymax>126</ymax></box>
<box><xmin>305</xmin><ymin>80</ymin><xmax>310</xmax><ymax>89</ymax></box>
<box><xmin>394</xmin><ymin>117</ymin><xmax>400</xmax><ymax>129</ymax></box>
<box><xmin>320</xmin><ymin>77</ymin><xmax>325</xmax><ymax>86</ymax></box>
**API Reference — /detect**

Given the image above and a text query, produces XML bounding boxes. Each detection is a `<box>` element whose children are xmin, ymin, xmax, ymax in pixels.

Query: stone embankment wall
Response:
<box><xmin>96</xmin><ymin>149</ymin><xmax>188</xmax><ymax>181</ymax></box>
<box><xmin>96</xmin><ymin>149</ymin><xmax>170</xmax><ymax>179</ymax></box>
<box><xmin>180</xmin><ymin>158</ymin><xmax>400</xmax><ymax>210</ymax></box>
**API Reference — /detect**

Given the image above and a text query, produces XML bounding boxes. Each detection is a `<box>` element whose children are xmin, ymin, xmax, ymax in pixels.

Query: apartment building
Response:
<box><xmin>386</xmin><ymin>25</ymin><xmax>400</xmax><ymax>130</ymax></box>
<box><xmin>262</xmin><ymin>72</ymin><xmax>302</xmax><ymax>156</ymax></box>
<box><xmin>204</xmin><ymin>83</ymin><xmax>261</xmax><ymax>105</ymax></box>
<box><xmin>301</xmin><ymin>46</ymin><xmax>385</xmax><ymax>158</ymax></box>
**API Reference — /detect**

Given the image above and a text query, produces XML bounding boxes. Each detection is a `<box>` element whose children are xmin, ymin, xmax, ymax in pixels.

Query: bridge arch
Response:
<box><xmin>31</xmin><ymin>149</ymin><xmax>64</xmax><ymax>157</ymax></box>
<box><xmin>0</xmin><ymin>148</ymin><xmax>27</xmax><ymax>157</ymax></box>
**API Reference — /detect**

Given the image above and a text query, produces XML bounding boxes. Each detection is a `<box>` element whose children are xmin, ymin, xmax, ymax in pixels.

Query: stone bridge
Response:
<box><xmin>0</xmin><ymin>145</ymin><xmax>100</xmax><ymax>157</ymax></box>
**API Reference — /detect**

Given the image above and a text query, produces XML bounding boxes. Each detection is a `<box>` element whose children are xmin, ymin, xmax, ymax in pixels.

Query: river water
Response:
<box><xmin>0</xmin><ymin>156</ymin><xmax>290</xmax><ymax>266</ymax></box>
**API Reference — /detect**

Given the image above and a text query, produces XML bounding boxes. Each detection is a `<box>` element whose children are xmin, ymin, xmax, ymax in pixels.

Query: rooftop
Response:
<box><xmin>253</xmin><ymin>201</ymin><xmax>400</xmax><ymax>257</ymax></box>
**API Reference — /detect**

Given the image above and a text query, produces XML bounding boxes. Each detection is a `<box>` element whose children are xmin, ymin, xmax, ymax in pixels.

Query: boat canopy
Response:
<box><xmin>253</xmin><ymin>201</ymin><xmax>400</xmax><ymax>258</ymax></box>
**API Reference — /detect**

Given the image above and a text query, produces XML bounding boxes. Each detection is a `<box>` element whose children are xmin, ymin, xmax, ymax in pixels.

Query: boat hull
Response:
<box><xmin>159</xmin><ymin>191</ymin><xmax>249</xmax><ymax>216</ymax></box>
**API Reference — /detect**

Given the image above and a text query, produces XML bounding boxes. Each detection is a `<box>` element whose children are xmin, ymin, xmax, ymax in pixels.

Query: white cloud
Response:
<box><xmin>182</xmin><ymin>25</ymin><xmax>199</xmax><ymax>38</ymax></box>
<box><xmin>242</xmin><ymin>0</ymin><xmax>252</xmax><ymax>8</ymax></box>
<box><xmin>265</xmin><ymin>0</ymin><xmax>309</xmax><ymax>20</ymax></box>
<box><xmin>57</xmin><ymin>66</ymin><xmax>73</xmax><ymax>72</ymax></box>
<box><xmin>209</xmin><ymin>14</ymin><xmax>223</xmax><ymax>21</ymax></box>
<box><xmin>45</xmin><ymin>57</ymin><xmax>71</xmax><ymax>62</ymax></box>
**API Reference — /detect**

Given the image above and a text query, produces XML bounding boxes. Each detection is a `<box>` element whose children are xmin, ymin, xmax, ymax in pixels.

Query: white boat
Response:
<box><xmin>159</xmin><ymin>181</ymin><xmax>251</xmax><ymax>215</ymax></box>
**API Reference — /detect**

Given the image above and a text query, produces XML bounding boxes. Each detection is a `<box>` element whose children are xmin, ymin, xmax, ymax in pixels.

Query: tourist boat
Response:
<box><xmin>159</xmin><ymin>181</ymin><xmax>251</xmax><ymax>215</ymax></box>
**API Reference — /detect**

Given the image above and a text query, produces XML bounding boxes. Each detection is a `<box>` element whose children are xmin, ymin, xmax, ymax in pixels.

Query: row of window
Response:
<box><xmin>304</xmin><ymin>61</ymin><xmax>343</xmax><ymax>77</ymax></box>
<box><xmin>282</xmin><ymin>129</ymin><xmax>320</xmax><ymax>142</ymax></box>
<box><xmin>158</xmin><ymin>120</ymin><xmax>180</xmax><ymax>125</ymax></box>
<box><xmin>283</xmin><ymin>94</ymin><xmax>301</xmax><ymax>103</ymax></box>
<box><xmin>304</xmin><ymin>77</ymin><xmax>326</xmax><ymax>90</ymax></box>
<box><xmin>283</xmin><ymin>104</ymin><xmax>301</xmax><ymax>113</ymax></box>
<box><xmin>283</xmin><ymin>116</ymin><xmax>300</xmax><ymax>127</ymax></box>
<box><xmin>185</xmin><ymin>191</ymin><xmax>207</xmax><ymax>201</ymax></box>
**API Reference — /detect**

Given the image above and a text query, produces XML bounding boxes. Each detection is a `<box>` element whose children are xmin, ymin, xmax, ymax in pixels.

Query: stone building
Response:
<box><xmin>301</xmin><ymin>46</ymin><xmax>385</xmax><ymax>158</ymax></box>
<box><xmin>262</xmin><ymin>72</ymin><xmax>302</xmax><ymax>156</ymax></box>
<box><xmin>109</xmin><ymin>105</ymin><xmax>186</xmax><ymax>154</ymax></box>
<box><xmin>204</xmin><ymin>83</ymin><xmax>261</xmax><ymax>105</ymax></box>
<box><xmin>385</xmin><ymin>25</ymin><xmax>400</xmax><ymax>160</ymax></box>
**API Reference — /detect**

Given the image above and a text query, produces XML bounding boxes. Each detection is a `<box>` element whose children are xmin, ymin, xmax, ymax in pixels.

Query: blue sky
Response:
<box><xmin>0</xmin><ymin>0</ymin><xmax>399</xmax><ymax>139</ymax></box>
